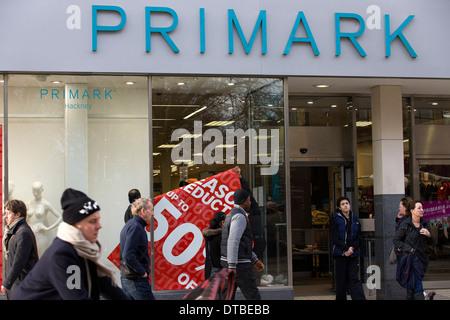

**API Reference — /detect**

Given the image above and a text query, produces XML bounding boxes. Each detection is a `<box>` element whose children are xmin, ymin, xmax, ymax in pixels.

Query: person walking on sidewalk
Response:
<box><xmin>331</xmin><ymin>196</ymin><xmax>366</xmax><ymax>300</ymax></box>
<box><xmin>221</xmin><ymin>188</ymin><xmax>264</xmax><ymax>300</ymax></box>
<box><xmin>120</xmin><ymin>197</ymin><xmax>155</xmax><ymax>300</ymax></box>
<box><xmin>12</xmin><ymin>188</ymin><xmax>128</xmax><ymax>300</ymax></box>
<box><xmin>394</xmin><ymin>200</ymin><xmax>434</xmax><ymax>300</ymax></box>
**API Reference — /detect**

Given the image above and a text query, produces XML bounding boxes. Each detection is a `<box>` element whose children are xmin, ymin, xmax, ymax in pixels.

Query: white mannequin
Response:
<box><xmin>27</xmin><ymin>181</ymin><xmax>62</xmax><ymax>257</ymax></box>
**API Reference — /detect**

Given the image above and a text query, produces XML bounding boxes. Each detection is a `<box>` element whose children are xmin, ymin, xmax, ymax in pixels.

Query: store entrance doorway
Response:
<box><xmin>290</xmin><ymin>164</ymin><xmax>353</xmax><ymax>294</ymax></box>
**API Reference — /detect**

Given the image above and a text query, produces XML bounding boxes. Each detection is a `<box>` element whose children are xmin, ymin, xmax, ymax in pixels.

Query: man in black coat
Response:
<box><xmin>1</xmin><ymin>200</ymin><xmax>38</xmax><ymax>299</ymax></box>
<box><xmin>124</xmin><ymin>189</ymin><xmax>141</xmax><ymax>223</ymax></box>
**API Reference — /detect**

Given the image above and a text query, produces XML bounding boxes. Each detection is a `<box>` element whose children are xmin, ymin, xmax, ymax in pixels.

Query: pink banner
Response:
<box><xmin>108</xmin><ymin>168</ymin><xmax>241</xmax><ymax>290</ymax></box>
<box><xmin>423</xmin><ymin>200</ymin><xmax>450</xmax><ymax>220</ymax></box>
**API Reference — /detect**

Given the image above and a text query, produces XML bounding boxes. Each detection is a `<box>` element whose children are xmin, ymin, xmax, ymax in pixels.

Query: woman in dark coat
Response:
<box><xmin>394</xmin><ymin>200</ymin><xmax>434</xmax><ymax>300</ymax></box>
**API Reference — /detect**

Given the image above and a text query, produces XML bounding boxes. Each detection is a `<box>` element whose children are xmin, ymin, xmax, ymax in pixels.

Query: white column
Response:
<box><xmin>371</xmin><ymin>85</ymin><xmax>405</xmax><ymax>300</ymax></box>
<box><xmin>372</xmin><ymin>85</ymin><xmax>405</xmax><ymax>196</ymax></box>
<box><xmin>65</xmin><ymin>83</ymin><xmax>88</xmax><ymax>191</ymax></box>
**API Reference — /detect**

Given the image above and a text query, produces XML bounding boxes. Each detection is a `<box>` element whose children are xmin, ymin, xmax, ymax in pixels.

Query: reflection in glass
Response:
<box><xmin>152</xmin><ymin>77</ymin><xmax>288</xmax><ymax>286</ymax></box>
<box><xmin>6</xmin><ymin>74</ymin><xmax>149</xmax><ymax>285</ymax></box>
<box><xmin>414</xmin><ymin>97</ymin><xmax>450</xmax><ymax>125</ymax></box>
<box><xmin>288</xmin><ymin>96</ymin><xmax>351</xmax><ymax>127</ymax></box>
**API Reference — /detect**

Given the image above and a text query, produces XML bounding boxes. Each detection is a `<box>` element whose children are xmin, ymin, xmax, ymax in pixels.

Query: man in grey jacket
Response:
<box><xmin>221</xmin><ymin>189</ymin><xmax>264</xmax><ymax>300</ymax></box>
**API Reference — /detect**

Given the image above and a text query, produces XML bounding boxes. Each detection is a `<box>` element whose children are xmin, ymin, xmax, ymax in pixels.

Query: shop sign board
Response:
<box><xmin>0</xmin><ymin>1</ymin><xmax>449</xmax><ymax>78</ymax></box>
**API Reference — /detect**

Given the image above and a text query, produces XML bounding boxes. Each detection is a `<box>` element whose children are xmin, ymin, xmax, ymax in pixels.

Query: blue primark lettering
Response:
<box><xmin>69</xmin><ymin>90</ymin><xmax>78</xmax><ymax>99</ymax></box>
<box><xmin>284</xmin><ymin>11</ymin><xmax>319</xmax><ymax>55</ymax></box>
<box><xmin>52</xmin><ymin>89</ymin><xmax>60</xmax><ymax>99</ymax></box>
<box><xmin>82</xmin><ymin>90</ymin><xmax>90</xmax><ymax>99</ymax></box>
<box><xmin>40</xmin><ymin>89</ymin><xmax>114</xmax><ymax>100</ymax></box>
<box><xmin>228</xmin><ymin>9</ymin><xmax>267</xmax><ymax>54</ymax></box>
<box><xmin>385</xmin><ymin>14</ymin><xmax>417</xmax><ymax>58</ymax></box>
<box><xmin>200</xmin><ymin>8</ymin><xmax>205</xmax><ymax>53</ymax></box>
<box><xmin>92</xmin><ymin>5</ymin><xmax>127</xmax><ymax>51</ymax></box>
<box><xmin>105</xmin><ymin>90</ymin><xmax>113</xmax><ymax>99</ymax></box>
<box><xmin>145</xmin><ymin>7</ymin><xmax>179</xmax><ymax>53</ymax></box>
<box><xmin>335</xmin><ymin>13</ymin><xmax>367</xmax><ymax>57</ymax></box>
<box><xmin>88</xmin><ymin>6</ymin><xmax>418</xmax><ymax>58</ymax></box>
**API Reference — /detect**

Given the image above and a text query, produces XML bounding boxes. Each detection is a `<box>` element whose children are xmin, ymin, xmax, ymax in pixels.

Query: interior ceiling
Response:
<box><xmin>5</xmin><ymin>74</ymin><xmax>450</xmax><ymax>96</ymax></box>
<box><xmin>287</xmin><ymin>77</ymin><xmax>450</xmax><ymax>96</ymax></box>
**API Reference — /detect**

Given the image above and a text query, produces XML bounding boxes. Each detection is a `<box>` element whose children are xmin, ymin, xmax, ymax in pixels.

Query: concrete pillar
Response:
<box><xmin>371</xmin><ymin>85</ymin><xmax>405</xmax><ymax>300</ymax></box>
<box><xmin>65</xmin><ymin>84</ymin><xmax>88</xmax><ymax>191</ymax></box>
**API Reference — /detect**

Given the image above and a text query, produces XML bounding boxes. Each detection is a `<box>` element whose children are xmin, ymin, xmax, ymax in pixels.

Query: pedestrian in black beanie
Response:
<box><xmin>12</xmin><ymin>188</ymin><xmax>130</xmax><ymax>300</ymax></box>
<box><xmin>220</xmin><ymin>188</ymin><xmax>265</xmax><ymax>300</ymax></box>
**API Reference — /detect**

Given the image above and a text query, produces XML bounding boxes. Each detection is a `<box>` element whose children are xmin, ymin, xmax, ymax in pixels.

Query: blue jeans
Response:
<box><xmin>121</xmin><ymin>277</ymin><xmax>155</xmax><ymax>300</ymax></box>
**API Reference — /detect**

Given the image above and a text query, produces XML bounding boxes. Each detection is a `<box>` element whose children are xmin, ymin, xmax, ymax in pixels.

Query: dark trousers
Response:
<box><xmin>334</xmin><ymin>256</ymin><xmax>366</xmax><ymax>300</ymax></box>
<box><xmin>121</xmin><ymin>276</ymin><xmax>156</xmax><ymax>300</ymax></box>
<box><xmin>221</xmin><ymin>261</ymin><xmax>261</xmax><ymax>300</ymax></box>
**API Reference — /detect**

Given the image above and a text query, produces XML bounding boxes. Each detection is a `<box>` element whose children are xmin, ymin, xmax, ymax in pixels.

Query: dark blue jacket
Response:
<box><xmin>12</xmin><ymin>237</ymin><xmax>128</xmax><ymax>300</ymax></box>
<box><xmin>331</xmin><ymin>210</ymin><xmax>362</xmax><ymax>257</ymax></box>
<box><xmin>119</xmin><ymin>215</ymin><xmax>150</xmax><ymax>278</ymax></box>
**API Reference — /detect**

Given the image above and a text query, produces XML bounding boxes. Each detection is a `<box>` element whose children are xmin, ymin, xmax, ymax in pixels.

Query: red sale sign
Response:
<box><xmin>108</xmin><ymin>168</ymin><xmax>241</xmax><ymax>290</ymax></box>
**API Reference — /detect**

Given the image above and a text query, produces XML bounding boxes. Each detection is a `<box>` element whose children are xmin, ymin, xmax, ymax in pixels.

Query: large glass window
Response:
<box><xmin>354</xmin><ymin>97</ymin><xmax>374</xmax><ymax>218</ymax></box>
<box><xmin>289</xmin><ymin>96</ymin><xmax>351</xmax><ymax>127</ymax></box>
<box><xmin>2</xmin><ymin>74</ymin><xmax>288</xmax><ymax>293</ymax></box>
<box><xmin>407</xmin><ymin>96</ymin><xmax>450</xmax><ymax>281</ymax></box>
<box><xmin>152</xmin><ymin>77</ymin><xmax>287</xmax><ymax>289</ymax></box>
<box><xmin>414</xmin><ymin>97</ymin><xmax>450</xmax><ymax>125</ymax></box>
<box><xmin>6</xmin><ymin>74</ymin><xmax>149</xmax><ymax>284</ymax></box>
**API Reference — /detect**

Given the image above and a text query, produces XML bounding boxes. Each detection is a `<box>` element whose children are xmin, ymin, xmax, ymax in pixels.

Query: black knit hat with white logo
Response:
<box><xmin>61</xmin><ymin>188</ymin><xmax>100</xmax><ymax>225</ymax></box>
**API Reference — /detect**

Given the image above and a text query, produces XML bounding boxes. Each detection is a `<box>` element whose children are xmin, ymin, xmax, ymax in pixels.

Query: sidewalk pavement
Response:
<box><xmin>295</xmin><ymin>280</ymin><xmax>450</xmax><ymax>300</ymax></box>
<box><xmin>2</xmin><ymin>282</ymin><xmax>450</xmax><ymax>300</ymax></box>
<box><xmin>295</xmin><ymin>288</ymin><xmax>450</xmax><ymax>300</ymax></box>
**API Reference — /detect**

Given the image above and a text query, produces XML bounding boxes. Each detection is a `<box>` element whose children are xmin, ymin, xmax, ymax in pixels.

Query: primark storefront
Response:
<box><xmin>1</xmin><ymin>0</ymin><xmax>450</xmax><ymax>300</ymax></box>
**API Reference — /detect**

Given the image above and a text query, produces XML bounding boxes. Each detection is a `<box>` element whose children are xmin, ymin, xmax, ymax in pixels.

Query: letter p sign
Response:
<box><xmin>92</xmin><ymin>5</ymin><xmax>127</xmax><ymax>51</ymax></box>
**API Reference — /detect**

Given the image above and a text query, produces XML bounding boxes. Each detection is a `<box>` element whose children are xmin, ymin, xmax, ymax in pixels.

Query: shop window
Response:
<box><xmin>414</xmin><ymin>97</ymin><xmax>450</xmax><ymax>125</ymax></box>
<box><xmin>419</xmin><ymin>164</ymin><xmax>450</xmax><ymax>281</ymax></box>
<box><xmin>288</xmin><ymin>96</ymin><xmax>351</xmax><ymax>127</ymax></box>
<box><xmin>6</xmin><ymin>74</ymin><xmax>149</xmax><ymax>284</ymax></box>
<box><xmin>152</xmin><ymin>77</ymin><xmax>288</xmax><ymax>289</ymax></box>
<box><xmin>355</xmin><ymin>97</ymin><xmax>374</xmax><ymax>218</ymax></box>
